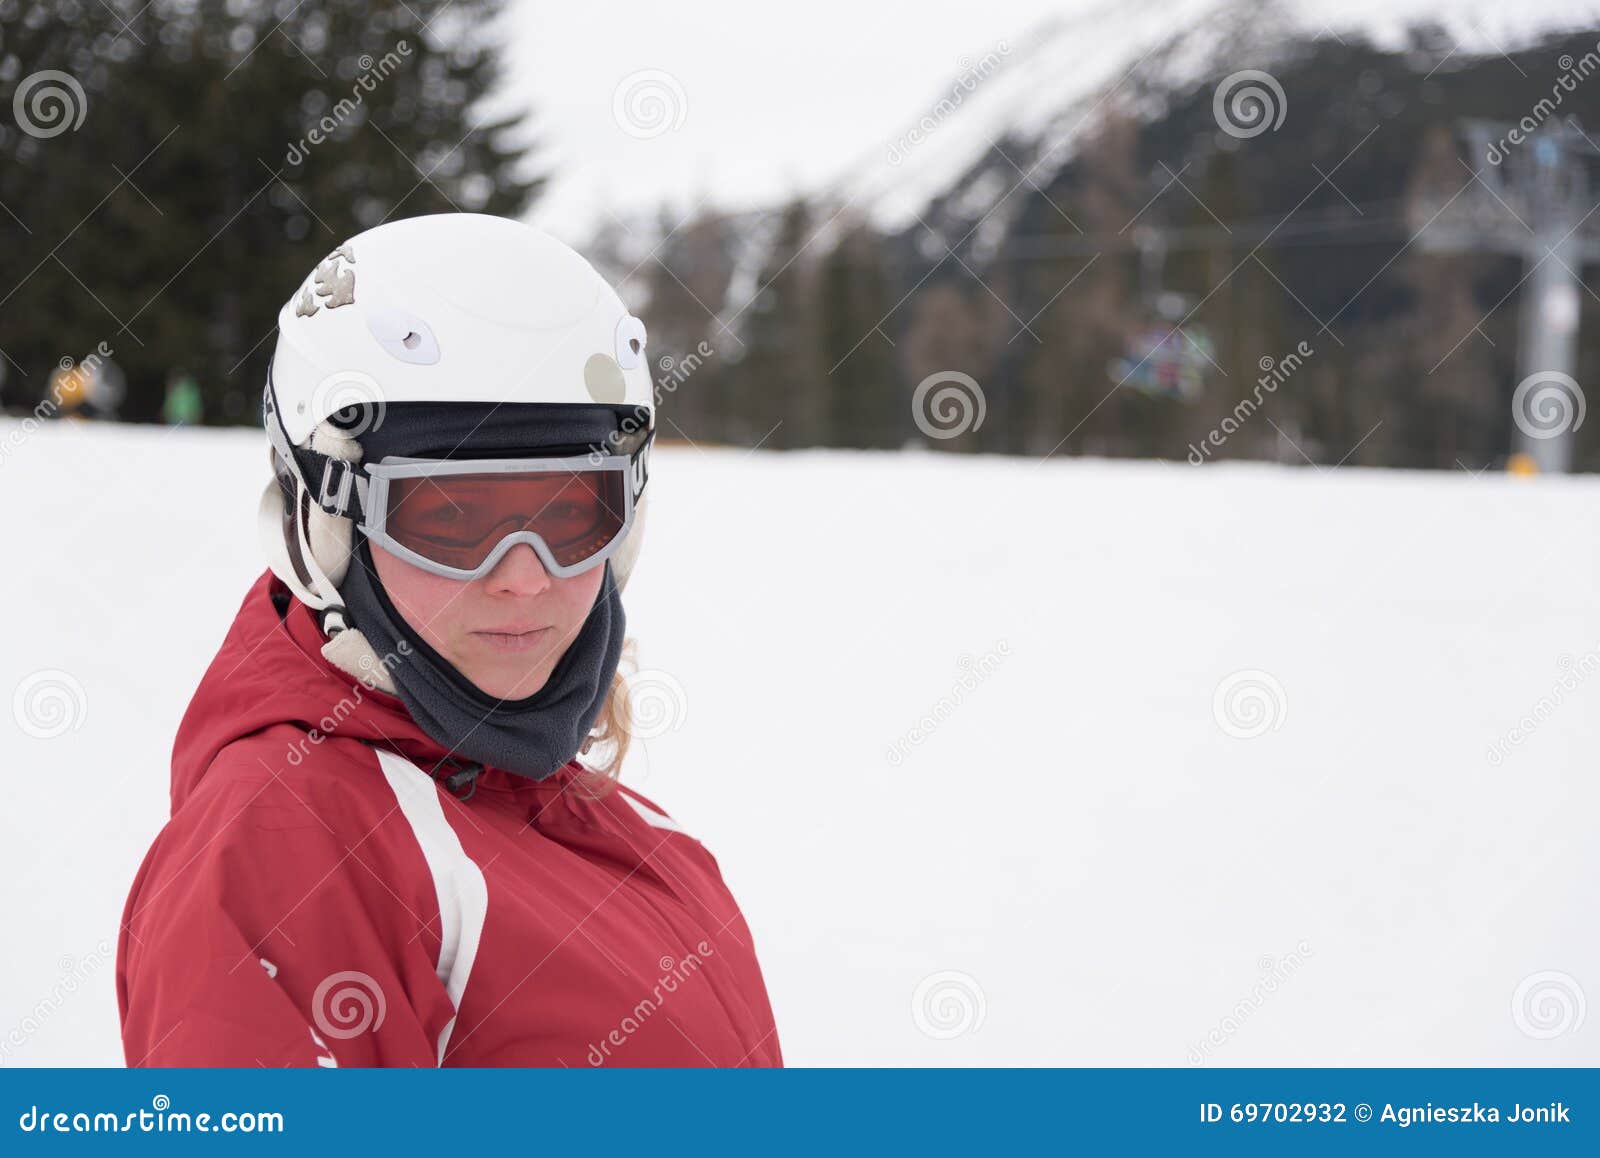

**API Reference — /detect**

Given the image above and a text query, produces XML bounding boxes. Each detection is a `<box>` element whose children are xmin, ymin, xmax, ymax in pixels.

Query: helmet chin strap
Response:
<box><xmin>259</xmin><ymin>419</ymin><xmax>403</xmax><ymax>695</ymax></box>
<box><xmin>297</xmin><ymin>427</ymin><xmax>402</xmax><ymax>694</ymax></box>
<box><xmin>319</xmin><ymin>619</ymin><xmax>400</xmax><ymax>696</ymax></box>
<box><xmin>298</xmin><ymin>423</ymin><xmax>362</xmax><ymax>627</ymax></box>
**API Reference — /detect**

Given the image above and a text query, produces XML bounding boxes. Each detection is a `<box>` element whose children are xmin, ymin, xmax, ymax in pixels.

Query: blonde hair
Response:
<box><xmin>575</xmin><ymin>635</ymin><xmax>637</xmax><ymax>793</ymax></box>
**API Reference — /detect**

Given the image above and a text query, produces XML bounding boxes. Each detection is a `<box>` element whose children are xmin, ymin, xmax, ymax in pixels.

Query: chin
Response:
<box><xmin>473</xmin><ymin>667</ymin><xmax>552</xmax><ymax>702</ymax></box>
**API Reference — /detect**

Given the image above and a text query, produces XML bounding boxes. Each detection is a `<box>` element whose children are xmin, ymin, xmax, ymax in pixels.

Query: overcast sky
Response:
<box><xmin>497</xmin><ymin>0</ymin><xmax>1067</xmax><ymax>241</ymax></box>
<box><xmin>493</xmin><ymin>0</ymin><xmax>1600</xmax><ymax>242</ymax></box>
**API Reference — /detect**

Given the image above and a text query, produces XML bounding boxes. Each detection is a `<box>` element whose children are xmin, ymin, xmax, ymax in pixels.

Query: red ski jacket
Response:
<box><xmin>117</xmin><ymin>572</ymin><xmax>783</xmax><ymax>1068</ymax></box>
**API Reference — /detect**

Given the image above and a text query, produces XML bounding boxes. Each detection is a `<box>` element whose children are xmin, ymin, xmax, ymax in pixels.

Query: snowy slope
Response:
<box><xmin>2</xmin><ymin>419</ymin><xmax>1598</xmax><ymax>1065</ymax></box>
<box><xmin>825</xmin><ymin>0</ymin><xmax>1600</xmax><ymax>235</ymax></box>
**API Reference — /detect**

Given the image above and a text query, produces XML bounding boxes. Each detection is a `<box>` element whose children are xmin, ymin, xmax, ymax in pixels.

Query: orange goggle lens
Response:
<box><xmin>383</xmin><ymin>468</ymin><xmax>628</xmax><ymax>573</ymax></box>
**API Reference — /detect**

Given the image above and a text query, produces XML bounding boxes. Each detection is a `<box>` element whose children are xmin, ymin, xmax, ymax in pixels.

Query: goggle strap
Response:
<box><xmin>268</xmin><ymin>360</ymin><xmax>650</xmax><ymax>521</ymax></box>
<box><xmin>263</xmin><ymin>360</ymin><xmax>369</xmax><ymax>521</ymax></box>
<box><xmin>628</xmin><ymin>427</ymin><xmax>654</xmax><ymax>502</ymax></box>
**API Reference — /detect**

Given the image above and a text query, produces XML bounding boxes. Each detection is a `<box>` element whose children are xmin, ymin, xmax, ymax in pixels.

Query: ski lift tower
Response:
<box><xmin>1410</xmin><ymin>119</ymin><xmax>1600</xmax><ymax>473</ymax></box>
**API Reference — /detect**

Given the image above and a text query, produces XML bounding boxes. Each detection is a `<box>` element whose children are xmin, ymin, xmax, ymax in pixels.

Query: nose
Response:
<box><xmin>482</xmin><ymin>542</ymin><xmax>552</xmax><ymax>596</ymax></box>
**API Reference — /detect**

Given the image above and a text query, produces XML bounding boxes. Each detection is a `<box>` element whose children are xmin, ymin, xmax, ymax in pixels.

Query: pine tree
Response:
<box><xmin>0</xmin><ymin>0</ymin><xmax>540</xmax><ymax>421</ymax></box>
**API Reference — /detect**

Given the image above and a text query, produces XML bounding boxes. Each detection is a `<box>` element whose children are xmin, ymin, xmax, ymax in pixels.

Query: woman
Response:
<box><xmin>116</xmin><ymin>214</ymin><xmax>783</xmax><ymax>1068</ymax></box>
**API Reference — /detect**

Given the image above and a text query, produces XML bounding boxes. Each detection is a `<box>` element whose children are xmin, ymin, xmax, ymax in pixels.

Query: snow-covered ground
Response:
<box><xmin>2</xmin><ymin>418</ymin><xmax>1597</xmax><ymax>1066</ymax></box>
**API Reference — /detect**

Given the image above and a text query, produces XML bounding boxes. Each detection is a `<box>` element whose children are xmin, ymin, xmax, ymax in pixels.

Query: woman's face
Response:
<box><xmin>370</xmin><ymin>541</ymin><xmax>604</xmax><ymax>701</ymax></box>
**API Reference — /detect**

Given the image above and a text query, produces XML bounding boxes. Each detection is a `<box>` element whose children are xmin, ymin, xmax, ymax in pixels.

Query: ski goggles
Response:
<box><xmin>358</xmin><ymin>437</ymin><xmax>650</xmax><ymax>581</ymax></box>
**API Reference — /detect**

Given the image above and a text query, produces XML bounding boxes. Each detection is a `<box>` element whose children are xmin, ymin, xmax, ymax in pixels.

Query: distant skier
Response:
<box><xmin>161</xmin><ymin>371</ymin><xmax>204</xmax><ymax>425</ymax></box>
<box><xmin>117</xmin><ymin>214</ymin><xmax>783</xmax><ymax>1067</ymax></box>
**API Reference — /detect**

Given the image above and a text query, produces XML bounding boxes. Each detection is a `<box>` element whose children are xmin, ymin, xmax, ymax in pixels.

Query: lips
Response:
<box><xmin>472</xmin><ymin>625</ymin><xmax>553</xmax><ymax>653</ymax></box>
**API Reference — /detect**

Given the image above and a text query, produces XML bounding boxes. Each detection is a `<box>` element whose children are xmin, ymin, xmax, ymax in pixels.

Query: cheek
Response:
<box><xmin>370</xmin><ymin>544</ymin><xmax>465</xmax><ymax>642</ymax></box>
<box><xmin>556</xmin><ymin>568</ymin><xmax>606</xmax><ymax>626</ymax></box>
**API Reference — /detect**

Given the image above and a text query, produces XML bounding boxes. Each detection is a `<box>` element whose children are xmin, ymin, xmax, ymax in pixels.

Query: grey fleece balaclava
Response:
<box><xmin>333</xmin><ymin>401</ymin><xmax>632</xmax><ymax>782</ymax></box>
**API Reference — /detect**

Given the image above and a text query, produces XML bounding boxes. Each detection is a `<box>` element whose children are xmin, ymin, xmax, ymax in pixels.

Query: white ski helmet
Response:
<box><xmin>260</xmin><ymin>213</ymin><xmax>655</xmax><ymax>617</ymax></box>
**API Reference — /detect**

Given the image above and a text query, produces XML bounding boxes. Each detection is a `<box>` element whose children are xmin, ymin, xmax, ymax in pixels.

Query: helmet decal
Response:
<box><xmin>294</xmin><ymin>243</ymin><xmax>357</xmax><ymax>318</ymax></box>
<box><xmin>584</xmin><ymin>352</ymin><xmax>627</xmax><ymax>404</ymax></box>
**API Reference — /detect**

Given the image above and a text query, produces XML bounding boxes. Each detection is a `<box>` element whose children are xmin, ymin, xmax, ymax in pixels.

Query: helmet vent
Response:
<box><xmin>367</xmin><ymin>308</ymin><xmax>441</xmax><ymax>365</ymax></box>
<box><xmin>615</xmin><ymin>315</ymin><xmax>647</xmax><ymax>370</ymax></box>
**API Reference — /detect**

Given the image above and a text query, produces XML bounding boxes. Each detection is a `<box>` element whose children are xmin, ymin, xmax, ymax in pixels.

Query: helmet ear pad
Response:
<box><xmin>303</xmin><ymin>422</ymin><xmax>362</xmax><ymax>588</ymax></box>
<box><xmin>260</xmin><ymin>423</ymin><xmax>361</xmax><ymax>607</ymax></box>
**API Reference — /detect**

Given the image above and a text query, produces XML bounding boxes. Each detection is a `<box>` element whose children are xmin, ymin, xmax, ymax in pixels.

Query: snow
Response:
<box><xmin>2</xmin><ymin>419</ymin><xmax>1598</xmax><ymax>1065</ymax></box>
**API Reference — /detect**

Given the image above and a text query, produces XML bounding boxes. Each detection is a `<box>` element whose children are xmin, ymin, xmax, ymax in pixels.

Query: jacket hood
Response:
<box><xmin>170</xmin><ymin>571</ymin><xmax>557</xmax><ymax>812</ymax></box>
